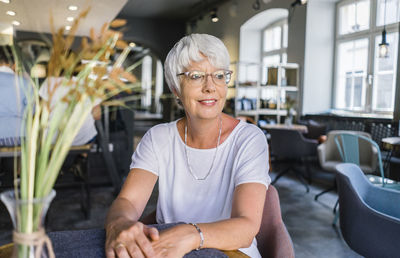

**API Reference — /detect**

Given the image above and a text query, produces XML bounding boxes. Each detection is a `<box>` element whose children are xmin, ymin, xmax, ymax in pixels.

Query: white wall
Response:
<box><xmin>192</xmin><ymin>0</ymin><xmax>307</xmax><ymax>109</ymax></box>
<box><xmin>302</xmin><ymin>0</ymin><xmax>336</xmax><ymax>115</ymax></box>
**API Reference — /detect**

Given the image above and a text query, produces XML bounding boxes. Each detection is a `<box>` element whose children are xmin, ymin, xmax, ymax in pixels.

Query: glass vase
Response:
<box><xmin>0</xmin><ymin>189</ymin><xmax>56</xmax><ymax>258</ymax></box>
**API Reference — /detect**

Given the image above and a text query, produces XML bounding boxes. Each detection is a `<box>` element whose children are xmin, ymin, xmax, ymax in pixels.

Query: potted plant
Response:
<box><xmin>0</xmin><ymin>9</ymin><xmax>139</xmax><ymax>257</ymax></box>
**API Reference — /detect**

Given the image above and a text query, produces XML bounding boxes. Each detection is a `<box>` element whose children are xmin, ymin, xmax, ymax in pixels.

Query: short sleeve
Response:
<box><xmin>130</xmin><ymin>129</ymin><xmax>159</xmax><ymax>176</ymax></box>
<box><xmin>234</xmin><ymin>126</ymin><xmax>271</xmax><ymax>188</ymax></box>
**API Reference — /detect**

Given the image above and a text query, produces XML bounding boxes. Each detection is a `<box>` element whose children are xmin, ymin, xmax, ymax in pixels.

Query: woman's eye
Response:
<box><xmin>189</xmin><ymin>73</ymin><xmax>203</xmax><ymax>80</ymax></box>
<box><xmin>214</xmin><ymin>72</ymin><xmax>225</xmax><ymax>80</ymax></box>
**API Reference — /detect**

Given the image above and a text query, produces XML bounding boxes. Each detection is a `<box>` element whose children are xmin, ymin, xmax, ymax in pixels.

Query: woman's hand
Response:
<box><xmin>105</xmin><ymin>218</ymin><xmax>159</xmax><ymax>258</ymax></box>
<box><xmin>152</xmin><ymin>224</ymin><xmax>199</xmax><ymax>258</ymax></box>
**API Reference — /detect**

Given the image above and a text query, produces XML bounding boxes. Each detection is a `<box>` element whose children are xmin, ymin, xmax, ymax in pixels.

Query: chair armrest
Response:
<box><xmin>300</xmin><ymin>135</ymin><xmax>318</xmax><ymax>156</ymax></box>
<box><xmin>317</xmin><ymin>143</ymin><xmax>327</xmax><ymax>166</ymax></box>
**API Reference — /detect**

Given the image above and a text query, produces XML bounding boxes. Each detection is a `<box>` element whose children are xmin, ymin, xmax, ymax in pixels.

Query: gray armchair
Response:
<box><xmin>318</xmin><ymin>130</ymin><xmax>378</xmax><ymax>174</ymax></box>
<box><xmin>336</xmin><ymin>163</ymin><xmax>400</xmax><ymax>257</ymax></box>
<box><xmin>315</xmin><ymin>130</ymin><xmax>378</xmax><ymax>201</ymax></box>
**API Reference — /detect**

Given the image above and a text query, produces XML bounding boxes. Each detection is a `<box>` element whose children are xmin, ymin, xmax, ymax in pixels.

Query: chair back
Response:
<box><xmin>256</xmin><ymin>185</ymin><xmax>294</xmax><ymax>258</ymax></box>
<box><xmin>323</xmin><ymin>130</ymin><xmax>371</xmax><ymax>162</ymax></box>
<box><xmin>335</xmin><ymin>163</ymin><xmax>400</xmax><ymax>257</ymax></box>
<box><xmin>334</xmin><ymin>133</ymin><xmax>385</xmax><ymax>185</ymax></box>
<box><xmin>268</xmin><ymin>128</ymin><xmax>316</xmax><ymax>159</ymax></box>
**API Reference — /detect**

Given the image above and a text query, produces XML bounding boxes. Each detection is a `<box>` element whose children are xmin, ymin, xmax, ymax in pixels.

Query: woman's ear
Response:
<box><xmin>172</xmin><ymin>88</ymin><xmax>183</xmax><ymax>107</ymax></box>
<box><xmin>172</xmin><ymin>88</ymin><xmax>181</xmax><ymax>99</ymax></box>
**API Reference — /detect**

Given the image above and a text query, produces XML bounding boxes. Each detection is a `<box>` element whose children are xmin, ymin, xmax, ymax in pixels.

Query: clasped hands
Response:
<box><xmin>105</xmin><ymin>220</ymin><xmax>199</xmax><ymax>258</ymax></box>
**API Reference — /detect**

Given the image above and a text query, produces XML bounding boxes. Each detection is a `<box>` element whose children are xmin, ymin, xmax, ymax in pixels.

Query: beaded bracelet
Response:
<box><xmin>188</xmin><ymin>223</ymin><xmax>204</xmax><ymax>250</ymax></box>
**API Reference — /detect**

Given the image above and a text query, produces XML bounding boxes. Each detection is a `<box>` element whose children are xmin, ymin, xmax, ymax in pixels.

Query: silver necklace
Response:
<box><xmin>184</xmin><ymin>117</ymin><xmax>222</xmax><ymax>180</ymax></box>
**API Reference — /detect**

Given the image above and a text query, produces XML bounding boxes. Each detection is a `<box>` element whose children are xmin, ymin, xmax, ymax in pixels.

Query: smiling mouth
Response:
<box><xmin>199</xmin><ymin>99</ymin><xmax>217</xmax><ymax>104</ymax></box>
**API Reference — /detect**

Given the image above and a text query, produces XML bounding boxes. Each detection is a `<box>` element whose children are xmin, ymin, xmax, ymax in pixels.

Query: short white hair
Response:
<box><xmin>164</xmin><ymin>34</ymin><xmax>230</xmax><ymax>94</ymax></box>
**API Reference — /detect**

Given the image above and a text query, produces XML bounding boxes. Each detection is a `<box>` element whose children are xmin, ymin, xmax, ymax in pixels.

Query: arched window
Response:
<box><xmin>261</xmin><ymin>18</ymin><xmax>288</xmax><ymax>84</ymax></box>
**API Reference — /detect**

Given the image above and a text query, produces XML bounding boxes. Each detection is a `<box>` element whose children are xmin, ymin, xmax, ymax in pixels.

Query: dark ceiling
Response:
<box><xmin>118</xmin><ymin>0</ymin><xmax>228</xmax><ymax>20</ymax></box>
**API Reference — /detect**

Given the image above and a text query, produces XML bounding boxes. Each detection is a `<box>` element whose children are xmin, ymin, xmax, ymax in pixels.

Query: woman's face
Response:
<box><xmin>178</xmin><ymin>58</ymin><xmax>228</xmax><ymax>121</ymax></box>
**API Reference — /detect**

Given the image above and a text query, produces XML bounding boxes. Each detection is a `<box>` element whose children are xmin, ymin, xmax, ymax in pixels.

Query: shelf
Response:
<box><xmin>258</xmin><ymin>109</ymin><xmax>288</xmax><ymax>115</ymax></box>
<box><xmin>260</xmin><ymin>85</ymin><xmax>297</xmax><ymax>91</ymax></box>
<box><xmin>236</xmin><ymin>110</ymin><xmax>258</xmax><ymax>116</ymax></box>
<box><xmin>233</xmin><ymin>62</ymin><xmax>299</xmax><ymax>124</ymax></box>
<box><xmin>282</xmin><ymin>86</ymin><xmax>298</xmax><ymax>91</ymax></box>
<box><xmin>237</xmin><ymin>85</ymin><xmax>258</xmax><ymax>88</ymax></box>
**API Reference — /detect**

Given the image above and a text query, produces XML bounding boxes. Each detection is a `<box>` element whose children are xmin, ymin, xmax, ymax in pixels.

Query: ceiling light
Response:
<box><xmin>12</xmin><ymin>20</ymin><xmax>20</xmax><ymax>26</ymax></box>
<box><xmin>379</xmin><ymin>0</ymin><xmax>389</xmax><ymax>58</ymax></box>
<box><xmin>65</xmin><ymin>25</ymin><xmax>71</xmax><ymax>31</ymax></box>
<box><xmin>129</xmin><ymin>42</ymin><xmax>136</xmax><ymax>48</ymax></box>
<box><xmin>6</xmin><ymin>10</ymin><xmax>15</xmax><ymax>16</ymax></box>
<box><xmin>210</xmin><ymin>9</ymin><xmax>219</xmax><ymax>23</ymax></box>
<box><xmin>66</xmin><ymin>17</ymin><xmax>74</xmax><ymax>22</ymax></box>
<box><xmin>68</xmin><ymin>5</ymin><xmax>78</xmax><ymax>11</ymax></box>
<box><xmin>0</xmin><ymin>0</ymin><xmax>10</xmax><ymax>3</ymax></box>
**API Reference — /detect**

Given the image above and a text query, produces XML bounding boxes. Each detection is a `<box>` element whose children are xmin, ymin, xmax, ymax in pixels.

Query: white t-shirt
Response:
<box><xmin>130</xmin><ymin>119</ymin><xmax>271</xmax><ymax>258</ymax></box>
<box><xmin>39</xmin><ymin>77</ymin><xmax>100</xmax><ymax>146</ymax></box>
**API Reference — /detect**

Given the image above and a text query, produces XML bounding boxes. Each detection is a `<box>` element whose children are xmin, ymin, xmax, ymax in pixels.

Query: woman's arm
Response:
<box><xmin>152</xmin><ymin>182</ymin><xmax>267</xmax><ymax>257</ymax></box>
<box><xmin>105</xmin><ymin>168</ymin><xmax>159</xmax><ymax>258</ymax></box>
<box><xmin>91</xmin><ymin>104</ymin><xmax>101</xmax><ymax>120</ymax></box>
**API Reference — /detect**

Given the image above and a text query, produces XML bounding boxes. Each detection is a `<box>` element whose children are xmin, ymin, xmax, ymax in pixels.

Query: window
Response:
<box><xmin>334</xmin><ymin>0</ymin><xmax>399</xmax><ymax>114</ymax></box>
<box><xmin>261</xmin><ymin>19</ymin><xmax>288</xmax><ymax>85</ymax></box>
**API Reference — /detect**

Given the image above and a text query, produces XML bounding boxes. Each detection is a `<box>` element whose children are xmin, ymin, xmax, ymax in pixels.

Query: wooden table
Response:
<box><xmin>0</xmin><ymin>226</ymin><xmax>250</xmax><ymax>258</ymax></box>
<box><xmin>260</xmin><ymin>123</ymin><xmax>308</xmax><ymax>134</ymax></box>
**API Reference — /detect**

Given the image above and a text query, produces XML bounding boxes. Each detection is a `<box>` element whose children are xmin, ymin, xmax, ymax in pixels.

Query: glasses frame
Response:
<box><xmin>176</xmin><ymin>70</ymin><xmax>233</xmax><ymax>85</ymax></box>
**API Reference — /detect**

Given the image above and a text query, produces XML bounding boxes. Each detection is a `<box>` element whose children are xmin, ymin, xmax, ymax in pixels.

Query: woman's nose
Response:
<box><xmin>202</xmin><ymin>75</ymin><xmax>216</xmax><ymax>92</ymax></box>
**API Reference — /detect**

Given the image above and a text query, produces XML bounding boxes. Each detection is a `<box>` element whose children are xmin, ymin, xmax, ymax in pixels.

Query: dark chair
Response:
<box><xmin>140</xmin><ymin>185</ymin><xmax>294</xmax><ymax>257</ymax></box>
<box><xmin>268</xmin><ymin>128</ymin><xmax>318</xmax><ymax>192</ymax></box>
<box><xmin>336</xmin><ymin>163</ymin><xmax>400</xmax><ymax>258</ymax></box>
<box><xmin>304</xmin><ymin>120</ymin><xmax>327</xmax><ymax>140</ymax></box>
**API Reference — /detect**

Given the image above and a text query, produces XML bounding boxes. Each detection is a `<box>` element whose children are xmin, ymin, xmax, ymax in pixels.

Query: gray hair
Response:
<box><xmin>164</xmin><ymin>34</ymin><xmax>230</xmax><ymax>94</ymax></box>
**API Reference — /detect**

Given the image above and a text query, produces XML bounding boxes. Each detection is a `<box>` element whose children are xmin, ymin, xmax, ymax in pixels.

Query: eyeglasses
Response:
<box><xmin>177</xmin><ymin>70</ymin><xmax>233</xmax><ymax>86</ymax></box>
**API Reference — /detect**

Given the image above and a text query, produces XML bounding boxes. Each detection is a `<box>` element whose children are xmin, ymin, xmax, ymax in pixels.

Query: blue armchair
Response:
<box><xmin>335</xmin><ymin>163</ymin><xmax>400</xmax><ymax>257</ymax></box>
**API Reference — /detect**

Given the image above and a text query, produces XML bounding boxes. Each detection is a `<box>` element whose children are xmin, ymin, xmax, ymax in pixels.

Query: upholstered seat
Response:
<box><xmin>336</xmin><ymin>163</ymin><xmax>400</xmax><ymax>257</ymax></box>
<box><xmin>315</xmin><ymin>130</ymin><xmax>378</xmax><ymax>201</ymax></box>
<box><xmin>318</xmin><ymin>130</ymin><xmax>378</xmax><ymax>174</ymax></box>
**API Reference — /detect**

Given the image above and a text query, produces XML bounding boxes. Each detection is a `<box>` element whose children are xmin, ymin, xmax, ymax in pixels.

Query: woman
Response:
<box><xmin>105</xmin><ymin>34</ymin><xmax>271</xmax><ymax>258</ymax></box>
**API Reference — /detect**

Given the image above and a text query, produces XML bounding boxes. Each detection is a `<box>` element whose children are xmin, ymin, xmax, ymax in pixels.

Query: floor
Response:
<box><xmin>0</xmin><ymin>165</ymin><xmax>361</xmax><ymax>257</ymax></box>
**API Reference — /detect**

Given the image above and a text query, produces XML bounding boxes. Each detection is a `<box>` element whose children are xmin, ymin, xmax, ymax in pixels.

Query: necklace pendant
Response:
<box><xmin>184</xmin><ymin>117</ymin><xmax>222</xmax><ymax>181</ymax></box>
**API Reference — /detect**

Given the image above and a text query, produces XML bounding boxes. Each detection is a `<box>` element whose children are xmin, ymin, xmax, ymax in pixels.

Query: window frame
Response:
<box><xmin>261</xmin><ymin>19</ymin><xmax>288</xmax><ymax>85</ymax></box>
<box><xmin>261</xmin><ymin>19</ymin><xmax>288</xmax><ymax>64</ymax></box>
<box><xmin>334</xmin><ymin>0</ymin><xmax>399</xmax><ymax>115</ymax></box>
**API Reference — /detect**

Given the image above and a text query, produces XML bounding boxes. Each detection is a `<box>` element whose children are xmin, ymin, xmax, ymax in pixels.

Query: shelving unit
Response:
<box><xmin>232</xmin><ymin>62</ymin><xmax>299</xmax><ymax>124</ymax></box>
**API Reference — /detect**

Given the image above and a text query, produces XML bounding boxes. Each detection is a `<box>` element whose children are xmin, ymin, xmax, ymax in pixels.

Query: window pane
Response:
<box><xmin>263</xmin><ymin>26</ymin><xmax>281</xmax><ymax>51</ymax></box>
<box><xmin>335</xmin><ymin>38</ymin><xmax>369</xmax><ymax>110</ymax></box>
<box><xmin>283</xmin><ymin>23</ymin><xmax>288</xmax><ymax>48</ymax></box>
<box><xmin>339</xmin><ymin>0</ymin><xmax>370</xmax><ymax>35</ymax></box>
<box><xmin>377</xmin><ymin>0</ymin><xmax>400</xmax><ymax>26</ymax></box>
<box><xmin>372</xmin><ymin>32</ymin><xmax>398</xmax><ymax>111</ymax></box>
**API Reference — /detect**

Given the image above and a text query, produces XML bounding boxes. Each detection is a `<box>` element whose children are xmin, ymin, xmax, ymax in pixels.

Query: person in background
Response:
<box><xmin>39</xmin><ymin>67</ymin><xmax>102</xmax><ymax>178</ymax></box>
<box><xmin>0</xmin><ymin>45</ymin><xmax>29</xmax><ymax>146</ymax></box>
<box><xmin>105</xmin><ymin>34</ymin><xmax>270</xmax><ymax>258</ymax></box>
<box><xmin>39</xmin><ymin>76</ymin><xmax>101</xmax><ymax>146</ymax></box>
